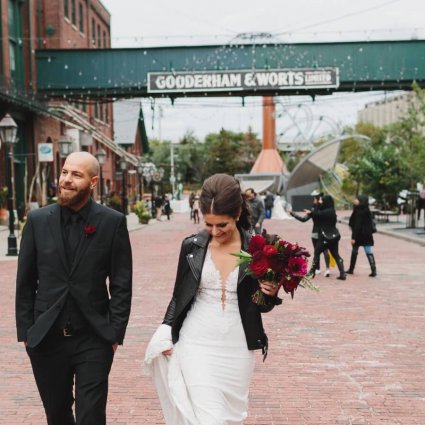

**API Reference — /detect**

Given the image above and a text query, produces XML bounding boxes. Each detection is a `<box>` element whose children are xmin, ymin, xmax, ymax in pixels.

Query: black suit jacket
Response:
<box><xmin>162</xmin><ymin>228</ymin><xmax>281</xmax><ymax>357</ymax></box>
<box><xmin>16</xmin><ymin>201</ymin><xmax>132</xmax><ymax>348</ymax></box>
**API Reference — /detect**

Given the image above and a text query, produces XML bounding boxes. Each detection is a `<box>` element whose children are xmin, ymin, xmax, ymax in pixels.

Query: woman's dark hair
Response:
<box><xmin>321</xmin><ymin>195</ymin><xmax>335</xmax><ymax>210</ymax></box>
<box><xmin>357</xmin><ymin>194</ymin><xmax>369</xmax><ymax>207</ymax></box>
<box><xmin>199</xmin><ymin>173</ymin><xmax>251</xmax><ymax>230</ymax></box>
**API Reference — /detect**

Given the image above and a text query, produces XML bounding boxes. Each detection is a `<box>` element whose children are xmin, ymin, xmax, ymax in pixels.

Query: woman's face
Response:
<box><xmin>203</xmin><ymin>213</ymin><xmax>239</xmax><ymax>245</ymax></box>
<box><xmin>353</xmin><ymin>198</ymin><xmax>360</xmax><ymax>206</ymax></box>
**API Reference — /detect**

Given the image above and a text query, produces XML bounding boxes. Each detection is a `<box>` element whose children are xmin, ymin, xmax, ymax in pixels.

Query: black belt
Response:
<box><xmin>55</xmin><ymin>323</ymin><xmax>86</xmax><ymax>337</ymax></box>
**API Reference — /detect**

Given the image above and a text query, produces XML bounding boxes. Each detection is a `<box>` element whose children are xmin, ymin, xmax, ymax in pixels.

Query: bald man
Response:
<box><xmin>16</xmin><ymin>152</ymin><xmax>132</xmax><ymax>425</ymax></box>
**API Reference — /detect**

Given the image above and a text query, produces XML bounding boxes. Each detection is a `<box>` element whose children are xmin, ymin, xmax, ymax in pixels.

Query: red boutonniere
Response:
<box><xmin>84</xmin><ymin>224</ymin><xmax>96</xmax><ymax>236</ymax></box>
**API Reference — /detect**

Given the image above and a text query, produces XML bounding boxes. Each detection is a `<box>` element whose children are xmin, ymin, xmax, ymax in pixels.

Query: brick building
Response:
<box><xmin>0</xmin><ymin>0</ymin><xmax>142</xmax><ymax>220</ymax></box>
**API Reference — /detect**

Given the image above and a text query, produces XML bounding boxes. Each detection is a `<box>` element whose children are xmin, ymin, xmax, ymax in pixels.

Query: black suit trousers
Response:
<box><xmin>26</xmin><ymin>329</ymin><xmax>114</xmax><ymax>425</ymax></box>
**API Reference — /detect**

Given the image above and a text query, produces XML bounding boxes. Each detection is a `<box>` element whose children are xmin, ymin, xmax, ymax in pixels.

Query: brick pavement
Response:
<box><xmin>1</xmin><ymin>212</ymin><xmax>424</xmax><ymax>424</ymax></box>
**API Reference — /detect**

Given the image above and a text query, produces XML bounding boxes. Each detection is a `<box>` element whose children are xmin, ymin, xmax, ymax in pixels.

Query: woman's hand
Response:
<box><xmin>162</xmin><ymin>348</ymin><xmax>173</xmax><ymax>356</ymax></box>
<box><xmin>351</xmin><ymin>239</ymin><xmax>356</xmax><ymax>246</ymax></box>
<box><xmin>259</xmin><ymin>280</ymin><xmax>279</xmax><ymax>297</ymax></box>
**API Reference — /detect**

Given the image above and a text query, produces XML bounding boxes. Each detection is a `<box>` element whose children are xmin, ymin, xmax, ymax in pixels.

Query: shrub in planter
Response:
<box><xmin>134</xmin><ymin>201</ymin><xmax>151</xmax><ymax>224</ymax></box>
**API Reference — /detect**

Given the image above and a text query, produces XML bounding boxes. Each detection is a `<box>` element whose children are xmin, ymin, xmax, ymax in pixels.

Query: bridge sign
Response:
<box><xmin>148</xmin><ymin>68</ymin><xmax>339</xmax><ymax>94</ymax></box>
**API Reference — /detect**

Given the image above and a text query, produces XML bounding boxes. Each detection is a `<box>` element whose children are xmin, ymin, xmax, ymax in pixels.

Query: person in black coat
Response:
<box><xmin>16</xmin><ymin>152</ymin><xmax>132</xmax><ymax>425</ymax></box>
<box><xmin>307</xmin><ymin>195</ymin><xmax>347</xmax><ymax>280</ymax></box>
<box><xmin>290</xmin><ymin>192</ymin><xmax>331</xmax><ymax>276</ymax></box>
<box><xmin>346</xmin><ymin>194</ymin><xmax>377</xmax><ymax>277</ymax></box>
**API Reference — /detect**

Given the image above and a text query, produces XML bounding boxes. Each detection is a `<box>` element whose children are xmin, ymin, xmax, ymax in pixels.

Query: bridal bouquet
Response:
<box><xmin>232</xmin><ymin>230</ymin><xmax>314</xmax><ymax>305</ymax></box>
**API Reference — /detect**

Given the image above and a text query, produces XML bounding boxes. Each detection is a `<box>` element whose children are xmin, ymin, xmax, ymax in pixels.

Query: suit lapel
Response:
<box><xmin>69</xmin><ymin>202</ymin><xmax>102</xmax><ymax>276</ymax></box>
<box><xmin>47</xmin><ymin>204</ymin><xmax>69</xmax><ymax>272</ymax></box>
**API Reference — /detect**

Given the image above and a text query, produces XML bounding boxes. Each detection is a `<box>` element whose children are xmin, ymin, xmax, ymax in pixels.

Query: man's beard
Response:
<box><xmin>57</xmin><ymin>185</ymin><xmax>91</xmax><ymax>207</ymax></box>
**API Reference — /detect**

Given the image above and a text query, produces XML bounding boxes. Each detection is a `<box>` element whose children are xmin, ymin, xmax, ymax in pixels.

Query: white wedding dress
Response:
<box><xmin>144</xmin><ymin>249</ymin><xmax>255</xmax><ymax>425</ymax></box>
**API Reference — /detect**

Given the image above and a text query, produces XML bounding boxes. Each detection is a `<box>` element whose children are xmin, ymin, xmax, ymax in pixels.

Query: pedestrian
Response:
<box><xmin>189</xmin><ymin>191</ymin><xmax>195</xmax><ymax>220</ymax></box>
<box><xmin>162</xmin><ymin>194</ymin><xmax>172</xmax><ymax>220</ymax></box>
<box><xmin>346</xmin><ymin>194</ymin><xmax>377</xmax><ymax>277</ymax></box>
<box><xmin>264</xmin><ymin>190</ymin><xmax>275</xmax><ymax>219</ymax></box>
<box><xmin>192</xmin><ymin>195</ymin><xmax>200</xmax><ymax>223</ymax></box>
<box><xmin>289</xmin><ymin>192</ymin><xmax>331</xmax><ymax>277</ymax></box>
<box><xmin>15</xmin><ymin>151</ymin><xmax>132</xmax><ymax>425</ymax></box>
<box><xmin>245</xmin><ymin>188</ymin><xmax>265</xmax><ymax>234</ymax></box>
<box><xmin>307</xmin><ymin>194</ymin><xmax>347</xmax><ymax>280</ymax></box>
<box><xmin>144</xmin><ymin>173</ymin><xmax>281</xmax><ymax>424</ymax></box>
<box><xmin>154</xmin><ymin>194</ymin><xmax>163</xmax><ymax>221</ymax></box>
<box><xmin>417</xmin><ymin>185</ymin><xmax>425</xmax><ymax>222</ymax></box>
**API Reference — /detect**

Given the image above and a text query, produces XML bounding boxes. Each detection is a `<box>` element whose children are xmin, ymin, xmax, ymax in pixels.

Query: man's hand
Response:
<box><xmin>351</xmin><ymin>239</ymin><xmax>356</xmax><ymax>246</ymax></box>
<box><xmin>112</xmin><ymin>343</ymin><xmax>118</xmax><ymax>353</ymax></box>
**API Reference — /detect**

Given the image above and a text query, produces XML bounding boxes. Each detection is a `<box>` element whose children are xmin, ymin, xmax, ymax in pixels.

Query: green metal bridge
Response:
<box><xmin>35</xmin><ymin>40</ymin><xmax>425</xmax><ymax>100</ymax></box>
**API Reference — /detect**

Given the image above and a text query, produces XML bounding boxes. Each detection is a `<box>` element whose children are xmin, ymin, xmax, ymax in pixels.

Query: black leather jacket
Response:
<box><xmin>163</xmin><ymin>228</ymin><xmax>281</xmax><ymax>359</ymax></box>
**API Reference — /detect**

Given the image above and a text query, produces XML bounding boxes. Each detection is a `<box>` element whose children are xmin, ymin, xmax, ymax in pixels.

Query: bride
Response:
<box><xmin>144</xmin><ymin>173</ymin><xmax>281</xmax><ymax>425</ymax></box>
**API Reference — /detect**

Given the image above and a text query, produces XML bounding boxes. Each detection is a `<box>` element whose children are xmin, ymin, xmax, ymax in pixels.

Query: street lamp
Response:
<box><xmin>94</xmin><ymin>148</ymin><xmax>106</xmax><ymax>204</ymax></box>
<box><xmin>136</xmin><ymin>159</ymin><xmax>144</xmax><ymax>201</ymax></box>
<box><xmin>58</xmin><ymin>138</ymin><xmax>73</xmax><ymax>158</ymax></box>
<box><xmin>142</xmin><ymin>162</ymin><xmax>156</xmax><ymax>216</ymax></box>
<box><xmin>119</xmin><ymin>157</ymin><xmax>128</xmax><ymax>215</ymax></box>
<box><xmin>0</xmin><ymin>114</ymin><xmax>18</xmax><ymax>256</ymax></box>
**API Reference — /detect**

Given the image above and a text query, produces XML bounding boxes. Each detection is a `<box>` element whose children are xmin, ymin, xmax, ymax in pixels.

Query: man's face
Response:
<box><xmin>245</xmin><ymin>190</ymin><xmax>255</xmax><ymax>201</ymax></box>
<box><xmin>57</xmin><ymin>155</ymin><xmax>98</xmax><ymax>210</ymax></box>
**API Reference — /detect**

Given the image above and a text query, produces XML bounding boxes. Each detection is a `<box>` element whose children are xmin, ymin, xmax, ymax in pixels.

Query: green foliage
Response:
<box><xmin>343</xmin><ymin>85</ymin><xmax>425</xmax><ymax>207</ymax></box>
<box><xmin>133</xmin><ymin>201</ymin><xmax>151</xmax><ymax>224</ymax></box>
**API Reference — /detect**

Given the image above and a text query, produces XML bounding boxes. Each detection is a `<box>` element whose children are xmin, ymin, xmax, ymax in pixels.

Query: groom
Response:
<box><xmin>16</xmin><ymin>151</ymin><xmax>132</xmax><ymax>425</ymax></box>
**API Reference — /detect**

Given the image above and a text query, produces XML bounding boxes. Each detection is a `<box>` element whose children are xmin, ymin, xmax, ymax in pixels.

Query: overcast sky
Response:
<box><xmin>101</xmin><ymin>0</ymin><xmax>425</xmax><ymax>142</ymax></box>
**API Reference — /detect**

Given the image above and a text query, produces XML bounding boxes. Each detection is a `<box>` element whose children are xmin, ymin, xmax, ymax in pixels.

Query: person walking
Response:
<box><xmin>144</xmin><ymin>173</ymin><xmax>281</xmax><ymax>424</ymax></box>
<box><xmin>245</xmin><ymin>188</ymin><xmax>265</xmax><ymax>234</ymax></box>
<box><xmin>154</xmin><ymin>195</ymin><xmax>163</xmax><ymax>221</ymax></box>
<box><xmin>289</xmin><ymin>192</ymin><xmax>331</xmax><ymax>277</ymax></box>
<box><xmin>162</xmin><ymin>194</ymin><xmax>172</xmax><ymax>221</ymax></box>
<box><xmin>15</xmin><ymin>151</ymin><xmax>133</xmax><ymax>425</ymax></box>
<box><xmin>346</xmin><ymin>194</ymin><xmax>377</xmax><ymax>277</ymax></box>
<box><xmin>307</xmin><ymin>195</ymin><xmax>347</xmax><ymax>281</ymax></box>
<box><xmin>264</xmin><ymin>191</ymin><xmax>275</xmax><ymax>219</ymax></box>
<box><xmin>192</xmin><ymin>196</ymin><xmax>200</xmax><ymax>224</ymax></box>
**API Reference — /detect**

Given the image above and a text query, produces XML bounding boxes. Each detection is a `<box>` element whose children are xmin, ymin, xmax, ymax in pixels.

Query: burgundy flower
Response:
<box><xmin>263</xmin><ymin>244</ymin><xmax>278</xmax><ymax>257</ymax></box>
<box><xmin>249</xmin><ymin>255</ymin><xmax>270</xmax><ymax>278</ymax></box>
<box><xmin>288</xmin><ymin>257</ymin><xmax>308</xmax><ymax>277</ymax></box>
<box><xmin>84</xmin><ymin>224</ymin><xmax>97</xmax><ymax>236</ymax></box>
<box><xmin>247</xmin><ymin>234</ymin><xmax>265</xmax><ymax>254</ymax></box>
<box><xmin>281</xmin><ymin>276</ymin><xmax>301</xmax><ymax>294</ymax></box>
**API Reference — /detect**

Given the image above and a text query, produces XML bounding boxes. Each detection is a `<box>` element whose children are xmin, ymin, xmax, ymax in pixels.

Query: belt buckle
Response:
<box><xmin>63</xmin><ymin>326</ymin><xmax>73</xmax><ymax>337</ymax></box>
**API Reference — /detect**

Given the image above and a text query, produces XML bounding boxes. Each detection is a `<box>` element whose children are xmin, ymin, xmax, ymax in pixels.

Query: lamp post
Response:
<box><xmin>94</xmin><ymin>148</ymin><xmax>106</xmax><ymax>204</ymax></box>
<box><xmin>58</xmin><ymin>138</ymin><xmax>73</xmax><ymax>158</ymax></box>
<box><xmin>0</xmin><ymin>114</ymin><xmax>18</xmax><ymax>256</ymax></box>
<box><xmin>136</xmin><ymin>159</ymin><xmax>144</xmax><ymax>201</ymax></box>
<box><xmin>142</xmin><ymin>162</ymin><xmax>156</xmax><ymax>216</ymax></box>
<box><xmin>119</xmin><ymin>157</ymin><xmax>128</xmax><ymax>215</ymax></box>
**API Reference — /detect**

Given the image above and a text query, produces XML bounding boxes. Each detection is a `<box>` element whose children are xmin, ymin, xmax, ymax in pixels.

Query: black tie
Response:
<box><xmin>67</xmin><ymin>213</ymin><xmax>82</xmax><ymax>265</ymax></box>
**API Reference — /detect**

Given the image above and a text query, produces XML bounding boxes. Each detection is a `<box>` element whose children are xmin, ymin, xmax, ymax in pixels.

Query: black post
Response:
<box><xmin>99</xmin><ymin>165</ymin><xmax>104</xmax><ymax>204</ymax></box>
<box><xmin>138</xmin><ymin>174</ymin><xmax>142</xmax><ymax>201</ymax></box>
<box><xmin>5</xmin><ymin>146</ymin><xmax>18</xmax><ymax>256</ymax></box>
<box><xmin>121</xmin><ymin>170</ymin><xmax>128</xmax><ymax>215</ymax></box>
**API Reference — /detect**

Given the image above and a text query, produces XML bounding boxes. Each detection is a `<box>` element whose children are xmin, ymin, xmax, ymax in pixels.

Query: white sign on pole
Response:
<box><xmin>38</xmin><ymin>143</ymin><xmax>54</xmax><ymax>162</ymax></box>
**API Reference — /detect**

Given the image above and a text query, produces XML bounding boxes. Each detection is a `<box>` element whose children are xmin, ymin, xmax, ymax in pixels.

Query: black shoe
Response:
<box><xmin>345</xmin><ymin>252</ymin><xmax>358</xmax><ymax>274</ymax></box>
<box><xmin>366</xmin><ymin>253</ymin><xmax>377</xmax><ymax>277</ymax></box>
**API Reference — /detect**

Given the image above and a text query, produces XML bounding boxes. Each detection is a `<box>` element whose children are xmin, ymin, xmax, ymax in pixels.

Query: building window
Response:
<box><xmin>94</xmin><ymin>102</ymin><xmax>99</xmax><ymax>119</ymax></box>
<box><xmin>64</xmin><ymin>0</ymin><xmax>69</xmax><ymax>19</ymax></box>
<box><xmin>78</xmin><ymin>2</ymin><xmax>84</xmax><ymax>32</ymax></box>
<box><xmin>97</xmin><ymin>24</ymin><xmax>101</xmax><ymax>47</ymax></box>
<box><xmin>91</xmin><ymin>18</ymin><xmax>96</xmax><ymax>45</ymax></box>
<box><xmin>71</xmin><ymin>0</ymin><xmax>76</xmax><ymax>26</ymax></box>
<box><xmin>103</xmin><ymin>30</ymin><xmax>107</xmax><ymax>48</ymax></box>
<box><xmin>105</xmin><ymin>103</ymin><xmax>109</xmax><ymax>123</ymax></box>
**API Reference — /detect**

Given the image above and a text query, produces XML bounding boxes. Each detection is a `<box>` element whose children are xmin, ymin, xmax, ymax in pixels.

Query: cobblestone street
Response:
<box><xmin>1</xmin><ymin>212</ymin><xmax>424</xmax><ymax>424</ymax></box>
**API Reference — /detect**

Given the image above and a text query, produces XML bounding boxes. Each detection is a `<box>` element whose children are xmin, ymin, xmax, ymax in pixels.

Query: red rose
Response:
<box><xmin>263</xmin><ymin>244</ymin><xmax>278</xmax><ymax>257</ymax></box>
<box><xmin>249</xmin><ymin>256</ymin><xmax>270</xmax><ymax>278</ymax></box>
<box><xmin>84</xmin><ymin>224</ymin><xmax>97</xmax><ymax>236</ymax></box>
<box><xmin>288</xmin><ymin>257</ymin><xmax>308</xmax><ymax>277</ymax></box>
<box><xmin>247</xmin><ymin>234</ymin><xmax>265</xmax><ymax>254</ymax></box>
